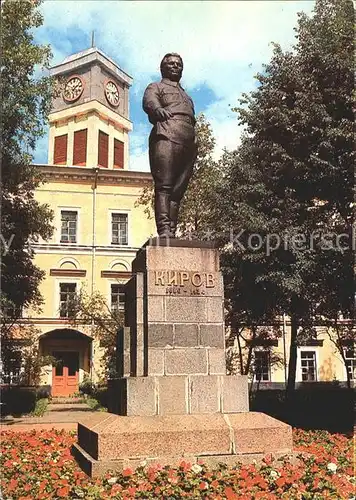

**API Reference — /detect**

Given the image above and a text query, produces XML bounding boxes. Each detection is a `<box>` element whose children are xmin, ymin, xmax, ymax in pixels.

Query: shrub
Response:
<box><xmin>1</xmin><ymin>387</ymin><xmax>37</xmax><ymax>416</ymax></box>
<box><xmin>31</xmin><ymin>398</ymin><xmax>48</xmax><ymax>416</ymax></box>
<box><xmin>79</xmin><ymin>376</ymin><xmax>95</xmax><ymax>396</ymax></box>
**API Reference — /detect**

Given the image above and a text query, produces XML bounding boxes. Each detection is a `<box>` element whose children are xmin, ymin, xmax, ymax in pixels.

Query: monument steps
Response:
<box><xmin>73</xmin><ymin>411</ymin><xmax>293</xmax><ymax>477</ymax></box>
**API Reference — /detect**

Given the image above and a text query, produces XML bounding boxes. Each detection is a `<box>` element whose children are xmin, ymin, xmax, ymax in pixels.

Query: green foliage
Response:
<box><xmin>136</xmin><ymin>113</ymin><xmax>223</xmax><ymax>238</ymax></box>
<box><xmin>1</xmin><ymin>324</ymin><xmax>55</xmax><ymax>386</ymax></box>
<box><xmin>31</xmin><ymin>397</ymin><xmax>48</xmax><ymax>417</ymax></box>
<box><xmin>86</xmin><ymin>397</ymin><xmax>108</xmax><ymax>412</ymax></box>
<box><xmin>1</xmin><ymin>387</ymin><xmax>37</xmax><ymax>416</ymax></box>
<box><xmin>215</xmin><ymin>0</ymin><xmax>354</xmax><ymax>387</ymax></box>
<box><xmin>177</xmin><ymin>114</ymin><xmax>223</xmax><ymax>237</ymax></box>
<box><xmin>79</xmin><ymin>376</ymin><xmax>109</xmax><ymax>411</ymax></box>
<box><xmin>1</xmin><ymin>0</ymin><xmax>55</xmax><ymax>320</ymax></box>
<box><xmin>70</xmin><ymin>290</ymin><xmax>124</xmax><ymax>380</ymax></box>
<box><xmin>79</xmin><ymin>375</ymin><xmax>95</xmax><ymax>395</ymax></box>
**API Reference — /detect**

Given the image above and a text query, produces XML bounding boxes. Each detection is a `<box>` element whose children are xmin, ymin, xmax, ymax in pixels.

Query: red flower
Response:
<box><xmin>7</xmin><ymin>478</ymin><xmax>18</xmax><ymax>491</ymax></box>
<box><xmin>224</xmin><ymin>486</ymin><xmax>239</xmax><ymax>499</ymax></box>
<box><xmin>240</xmin><ymin>467</ymin><xmax>249</xmax><ymax>479</ymax></box>
<box><xmin>110</xmin><ymin>484</ymin><xmax>123</xmax><ymax>496</ymax></box>
<box><xmin>122</xmin><ymin>467</ymin><xmax>132</xmax><ymax>477</ymax></box>
<box><xmin>275</xmin><ymin>477</ymin><xmax>286</xmax><ymax>487</ymax></box>
<box><xmin>263</xmin><ymin>454</ymin><xmax>273</xmax><ymax>465</ymax></box>
<box><xmin>179</xmin><ymin>460</ymin><xmax>192</xmax><ymax>471</ymax></box>
<box><xmin>57</xmin><ymin>486</ymin><xmax>70</xmax><ymax>497</ymax></box>
<box><xmin>211</xmin><ymin>479</ymin><xmax>219</xmax><ymax>488</ymax></box>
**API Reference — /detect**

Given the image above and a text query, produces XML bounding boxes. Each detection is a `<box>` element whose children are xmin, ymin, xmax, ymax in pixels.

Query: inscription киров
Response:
<box><xmin>154</xmin><ymin>271</ymin><xmax>215</xmax><ymax>295</ymax></box>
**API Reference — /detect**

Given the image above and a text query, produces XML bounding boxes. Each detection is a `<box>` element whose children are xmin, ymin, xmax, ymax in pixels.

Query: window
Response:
<box><xmin>345</xmin><ymin>348</ymin><xmax>355</xmax><ymax>380</ymax></box>
<box><xmin>0</xmin><ymin>346</ymin><xmax>22</xmax><ymax>384</ymax></box>
<box><xmin>54</xmin><ymin>134</ymin><xmax>68</xmax><ymax>165</ymax></box>
<box><xmin>59</xmin><ymin>283</ymin><xmax>77</xmax><ymax>318</ymax></box>
<box><xmin>98</xmin><ymin>130</ymin><xmax>109</xmax><ymax>168</ymax></box>
<box><xmin>111</xmin><ymin>213</ymin><xmax>128</xmax><ymax>245</ymax></box>
<box><xmin>73</xmin><ymin>129</ymin><xmax>87</xmax><ymax>166</ymax></box>
<box><xmin>111</xmin><ymin>284</ymin><xmax>125</xmax><ymax>313</ymax></box>
<box><xmin>114</xmin><ymin>139</ymin><xmax>124</xmax><ymax>169</ymax></box>
<box><xmin>300</xmin><ymin>351</ymin><xmax>317</xmax><ymax>381</ymax></box>
<box><xmin>61</xmin><ymin>211</ymin><xmax>77</xmax><ymax>243</ymax></box>
<box><xmin>254</xmin><ymin>351</ymin><xmax>270</xmax><ymax>381</ymax></box>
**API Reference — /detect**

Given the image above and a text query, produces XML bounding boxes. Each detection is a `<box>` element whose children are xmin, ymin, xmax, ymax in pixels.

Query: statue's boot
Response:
<box><xmin>170</xmin><ymin>200</ymin><xmax>179</xmax><ymax>238</ymax></box>
<box><xmin>155</xmin><ymin>192</ymin><xmax>172</xmax><ymax>237</ymax></box>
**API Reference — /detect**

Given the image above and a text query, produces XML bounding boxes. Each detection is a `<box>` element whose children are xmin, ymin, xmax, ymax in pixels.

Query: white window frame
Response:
<box><xmin>109</xmin><ymin>282</ymin><xmax>125</xmax><ymax>314</ymax></box>
<box><xmin>58</xmin><ymin>206</ymin><xmax>81</xmax><ymax>245</ymax></box>
<box><xmin>253</xmin><ymin>348</ymin><xmax>271</xmax><ymax>382</ymax></box>
<box><xmin>55</xmin><ymin>278</ymin><xmax>80</xmax><ymax>318</ymax></box>
<box><xmin>108</xmin><ymin>209</ymin><xmax>130</xmax><ymax>247</ymax></box>
<box><xmin>344</xmin><ymin>347</ymin><xmax>355</xmax><ymax>381</ymax></box>
<box><xmin>297</xmin><ymin>347</ymin><xmax>318</xmax><ymax>382</ymax></box>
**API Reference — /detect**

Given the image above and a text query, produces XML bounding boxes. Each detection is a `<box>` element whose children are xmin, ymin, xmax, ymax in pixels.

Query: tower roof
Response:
<box><xmin>50</xmin><ymin>47</ymin><xmax>133</xmax><ymax>87</ymax></box>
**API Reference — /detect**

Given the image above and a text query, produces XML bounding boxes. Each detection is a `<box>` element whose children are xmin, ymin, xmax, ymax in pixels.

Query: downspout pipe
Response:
<box><xmin>282</xmin><ymin>313</ymin><xmax>288</xmax><ymax>389</ymax></box>
<box><xmin>90</xmin><ymin>167</ymin><xmax>99</xmax><ymax>381</ymax></box>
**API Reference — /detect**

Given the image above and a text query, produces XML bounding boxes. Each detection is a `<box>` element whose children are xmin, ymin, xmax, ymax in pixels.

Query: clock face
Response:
<box><xmin>63</xmin><ymin>76</ymin><xmax>84</xmax><ymax>102</ymax></box>
<box><xmin>105</xmin><ymin>80</ymin><xmax>120</xmax><ymax>107</ymax></box>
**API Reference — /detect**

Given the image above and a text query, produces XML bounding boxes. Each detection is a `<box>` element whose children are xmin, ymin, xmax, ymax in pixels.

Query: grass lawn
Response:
<box><xmin>0</xmin><ymin>428</ymin><xmax>354</xmax><ymax>499</ymax></box>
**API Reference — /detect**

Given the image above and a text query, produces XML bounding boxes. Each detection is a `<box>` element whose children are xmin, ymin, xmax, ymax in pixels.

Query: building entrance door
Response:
<box><xmin>52</xmin><ymin>351</ymin><xmax>79</xmax><ymax>396</ymax></box>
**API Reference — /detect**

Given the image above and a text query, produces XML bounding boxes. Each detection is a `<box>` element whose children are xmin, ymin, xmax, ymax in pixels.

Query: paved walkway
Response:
<box><xmin>1</xmin><ymin>399</ymin><xmax>101</xmax><ymax>432</ymax></box>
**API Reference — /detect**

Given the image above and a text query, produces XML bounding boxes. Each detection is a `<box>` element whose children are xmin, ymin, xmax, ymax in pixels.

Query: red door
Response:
<box><xmin>52</xmin><ymin>351</ymin><xmax>79</xmax><ymax>396</ymax></box>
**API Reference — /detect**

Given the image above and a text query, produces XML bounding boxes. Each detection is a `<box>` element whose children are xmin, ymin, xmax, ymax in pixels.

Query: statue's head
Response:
<box><xmin>160</xmin><ymin>53</ymin><xmax>183</xmax><ymax>82</ymax></box>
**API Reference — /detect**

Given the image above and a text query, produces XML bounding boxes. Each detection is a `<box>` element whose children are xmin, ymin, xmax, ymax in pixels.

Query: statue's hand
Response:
<box><xmin>155</xmin><ymin>107</ymin><xmax>173</xmax><ymax>121</ymax></box>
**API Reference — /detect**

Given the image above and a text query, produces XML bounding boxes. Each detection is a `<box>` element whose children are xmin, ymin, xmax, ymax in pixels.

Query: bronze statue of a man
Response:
<box><xmin>143</xmin><ymin>53</ymin><xmax>197</xmax><ymax>237</ymax></box>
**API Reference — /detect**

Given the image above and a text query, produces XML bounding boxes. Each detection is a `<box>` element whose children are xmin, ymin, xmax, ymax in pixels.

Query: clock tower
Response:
<box><xmin>48</xmin><ymin>47</ymin><xmax>133</xmax><ymax>169</ymax></box>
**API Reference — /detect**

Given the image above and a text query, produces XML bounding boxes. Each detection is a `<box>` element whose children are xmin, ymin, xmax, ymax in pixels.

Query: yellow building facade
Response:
<box><xmin>28</xmin><ymin>48</ymin><xmax>155</xmax><ymax>395</ymax></box>
<box><xmin>228</xmin><ymin>323</ymin><xmax>354</xmax><ymax>388</ymax></box>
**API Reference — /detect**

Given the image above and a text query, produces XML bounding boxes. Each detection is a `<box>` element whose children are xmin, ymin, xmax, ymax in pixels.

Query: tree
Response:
<box><xmin>0</xmin><ymin>323</ymin><xmax>55</xmax><ymax>386</ymax></box>
<box><xmin>226</xmin><ymin>324</ymin><xmax>283</xmax><ymax>382</ymax></box>
<box><xmin>215</xmin><ymin>0</ymin><xmax>354</xmax><ymax>396</ymax></box>
<box><xmin>70</xmin><ymin>290</ymin><xmax>124</xmax><ymax>381</ymax></box>
<box><xmin>325</xmin><ymin>321</ymin><xmax>355</xmax><ymax>388</ymax></box>
<box><xmin>136</xmin><ymin>113</ymin><xmax>223</xmax><ymax>238</ymax></box>
<box><xmin>1</xmin><ymin>0</ymin><xmax>55</xmax><ymax>323</ymax></box>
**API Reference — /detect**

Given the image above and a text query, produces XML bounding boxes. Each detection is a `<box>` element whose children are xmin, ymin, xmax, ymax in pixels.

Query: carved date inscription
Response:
<box><xmin>154</xmin><ymin>271</ymin><xmax>215</xmax><ymax>296</ymax></box>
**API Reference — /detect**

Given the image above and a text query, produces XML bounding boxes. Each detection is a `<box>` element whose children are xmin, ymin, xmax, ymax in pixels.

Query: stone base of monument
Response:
<box><xmin>107</xmin><ymin>374</ymin><xmax>249</xmax><ymax>415</ymax></box>
<box><xmin>73</xmin><ymin>411</ymin><xmax>293</xmax><ymax>477</ymax></box>
<box><xmin>73</xmin><ymin>239</ymin><xmax>293</xmax><ymax>476</ymax></box>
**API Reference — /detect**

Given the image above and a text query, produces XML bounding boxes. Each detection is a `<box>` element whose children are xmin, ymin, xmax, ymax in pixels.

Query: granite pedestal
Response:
<box><xmin>74</xmin><ymin>238</ymin><xmax>293</xmax><ymax>476</ymax></box>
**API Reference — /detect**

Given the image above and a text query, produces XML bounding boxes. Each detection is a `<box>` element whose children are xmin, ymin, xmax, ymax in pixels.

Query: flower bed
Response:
<box><xmin>0</xmin><ymin>428</ymin><xmax>354</xmax><ymax>499</ymax></box>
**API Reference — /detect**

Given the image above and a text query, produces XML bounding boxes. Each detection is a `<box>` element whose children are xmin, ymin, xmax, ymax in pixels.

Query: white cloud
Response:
<box><xmin>40</xmin><ymin>1</ymin><xmax>314</xmax><ymax>89</ymax></box>
<box><xmin>129</xmin><ymin>122</ymin><xmax>150</xmax><ymax>171</ymax></box>
<box><xmin>35</xmin><ymin>0</ymin><xmax>315</xmax><ymax>167</ymax></box>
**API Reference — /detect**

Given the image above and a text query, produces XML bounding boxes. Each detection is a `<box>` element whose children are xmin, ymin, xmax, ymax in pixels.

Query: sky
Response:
<box><xmin>34</xmin><ymin>0</ymin><xmax>315</xmax><ymax>171</ymax></box>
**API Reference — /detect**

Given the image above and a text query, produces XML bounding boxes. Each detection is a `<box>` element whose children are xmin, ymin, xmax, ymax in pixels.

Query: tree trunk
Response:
<box><xmin>286</xmin><ymin>313</ymin><xmax>298</xmax><ymax>401</ymax></box>
<box><xmin>236</xmin><ymin>332</ymin><xmax>244</xmax><ymax>375</ymax></box>
<box><xmin>244</xmin><ymin>326</ymin><xmax>257</xmax><ymax>375</ymax></box>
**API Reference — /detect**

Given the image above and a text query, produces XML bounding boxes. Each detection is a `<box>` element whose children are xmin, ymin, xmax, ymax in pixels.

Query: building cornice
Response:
<box><xmin>50</xmin><ymin>47</ymin><xmax>133</xmax><ymax>87</ymax></box>
<box><xmin>32</xmin><ymin>243</ymin><xmax>142</xmax><ymax>256</ymax></box>
<box><xmin>33</xmin><ymin>164</ymin><xmax>153</xmax><ymax>187</ymax></box>
<box><xmin>48</xmin><ymin>100</ymin><xmax>133</xmax><ymax>132</ymax></box>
